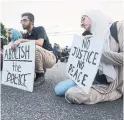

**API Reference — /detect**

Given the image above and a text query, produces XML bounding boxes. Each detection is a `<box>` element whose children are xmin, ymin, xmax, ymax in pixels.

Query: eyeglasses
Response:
<box><xmin>81</xmin><ymin>17</ymin><xmax>85</xmax><ymax>22</ymax></box>
<box><xmin>20</xmin><ymin>19</ymin><xmax>30</xmax><ymax>23</ymax></box>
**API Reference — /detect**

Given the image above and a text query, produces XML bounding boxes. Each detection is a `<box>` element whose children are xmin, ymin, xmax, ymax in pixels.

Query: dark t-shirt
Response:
<box><xmin>23</xmin><ymin>26</ymin><xmax>53</xmax><ymax>51</ymax></box>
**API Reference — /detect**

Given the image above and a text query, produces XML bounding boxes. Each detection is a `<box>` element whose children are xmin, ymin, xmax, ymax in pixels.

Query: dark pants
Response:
<box><xmin>93</xmin><ymin>71</ymin><xmax>110</xmax><ymax>85</ymax></box>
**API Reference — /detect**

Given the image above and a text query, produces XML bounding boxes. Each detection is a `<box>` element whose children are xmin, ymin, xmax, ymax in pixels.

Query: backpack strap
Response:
<box><xmin>110</xmin><ymin>21</ymin><xmax>120</xmax><ymax>52</ymax></box>
<box><xmin>110</xmin><ymin>21</ymin><xmax>119</xmax><ymax>43</ymax></box>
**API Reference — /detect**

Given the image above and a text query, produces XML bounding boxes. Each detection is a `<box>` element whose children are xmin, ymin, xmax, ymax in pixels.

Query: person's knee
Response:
<box><xmin>36</xmin><ymin>45</ymin><xmax>42</xmax><ymax>50</ymax></box>
<box><xmin>65</xmin><ymin>87</ymin><xmax>89</xmax><ymax>104</ymax></box>
<box><xmin>36</xmin><ymin>46</ymin><xmax>41</xmax><ymax>56</ymax></box>
<box><xmin>65</xmin><ymin>89</ymin><xmax>74</xmax><ymax>103</ymax></box>
<box><xmin>35</xmin><ymin>46</ymin><xmax>45</xmax><ymax>60</ymax></box>
<box><xmin>36</xmin><ymin>46</ymin><xmax>42</xmax><ymax>53</ymax></box>
<box><xmin>65</xmin><ymin>87</ymin><xmax>82</xmax><ymax>104</ymax></box>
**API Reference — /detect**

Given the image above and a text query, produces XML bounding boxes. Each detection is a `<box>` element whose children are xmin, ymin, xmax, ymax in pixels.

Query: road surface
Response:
<box><xmin>1</xmin><ymin>62</ymin><xmax>123</xmax><ymax>120</ymax></box>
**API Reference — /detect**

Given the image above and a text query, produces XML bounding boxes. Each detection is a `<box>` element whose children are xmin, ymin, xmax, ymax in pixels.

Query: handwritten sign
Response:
<box><xmin>66</xmin><ymin>35</ymin><xmax>105</xmax><ymax>94</ymax></box>
<box><xmin>2</xmin><ymin>41</ymin><xmax>35</xmax><ymax>92</ymax></box>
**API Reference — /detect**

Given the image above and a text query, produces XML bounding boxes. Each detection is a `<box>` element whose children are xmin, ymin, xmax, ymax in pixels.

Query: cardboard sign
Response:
<box><xmin>2</xmin><ymin>41</ymin><xmax>35</xmax><ymax>92</ymax></box>
<box><xmin>66</xmin><ymin>35</ymin><xmax>104</xmax><ymax>94</ymax></box>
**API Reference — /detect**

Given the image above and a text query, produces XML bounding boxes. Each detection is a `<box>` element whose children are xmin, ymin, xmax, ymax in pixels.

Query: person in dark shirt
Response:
<box><xmin>53</xmin><ymin>43</ymin><xmax>58</xmax><ymax>57</ymax></box>
<box><xmin>11</xmin><ymin>12</ymin><xmax>56</xmax><ymax>86</ymax></box>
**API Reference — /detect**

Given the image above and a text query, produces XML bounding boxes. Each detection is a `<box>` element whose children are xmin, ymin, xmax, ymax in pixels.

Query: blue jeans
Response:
<box><xmin>55</xmin><ymin>79</ymin><xmax>77</xmax><ymax>96</ymax></box>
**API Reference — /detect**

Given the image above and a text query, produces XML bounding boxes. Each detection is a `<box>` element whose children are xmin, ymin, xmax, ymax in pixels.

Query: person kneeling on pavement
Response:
<box><xmin>11</xmin><ymin>12</ymin><xmax>56</xmax><ymax>86</ymax></box>
<box><xmin>55</xmin><ymin>10</ymin><xmax>123</xmax><ymax>104</ymax></box>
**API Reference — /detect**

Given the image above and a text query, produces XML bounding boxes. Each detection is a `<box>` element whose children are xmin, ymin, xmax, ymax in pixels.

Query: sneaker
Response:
<box><xmin>34</xmin><ymin>74</ymin><xmax>45</xmax><ymax>87</ymax></box>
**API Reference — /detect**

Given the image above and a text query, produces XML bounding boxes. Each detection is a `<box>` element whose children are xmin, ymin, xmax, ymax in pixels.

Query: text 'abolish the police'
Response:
<box><xmin>4</xmin><ymin>45</ymin><xmax>32</xmax><ymax>87</ymax></box>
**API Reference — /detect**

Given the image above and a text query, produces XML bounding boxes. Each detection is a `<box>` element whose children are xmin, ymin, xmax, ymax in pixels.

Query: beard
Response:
<box><xmin>22</xmin><ymin>23</ymin><xmax>31</xmax><ymax>30</ymax></box>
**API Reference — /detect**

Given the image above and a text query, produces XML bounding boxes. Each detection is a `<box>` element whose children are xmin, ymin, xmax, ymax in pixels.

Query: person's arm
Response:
<box><xmin>34</xmin><ymin>26</ymin><xmax>47</xmax><ymax>46</ymax></box>
<box><xmin>18</xmin><ymin>38</ymin><xmax>44</xmax><ymax>47</ymax></box>
<box><xmin>20</xmin><ymin>27</ymin><xmax>46</xmax><ymax>46</ymax></box>
<box><xmin>11</xmin><ymin>27</ymin><xmax>47</xmax><ymax>49</ymax></box>
<box><xmin>101</xmin><ymin>50</ymin><xmax>123</xmax><ymax>66</ymax></box>
<box><xmin>101</xmin><ymin>21</ymin><xmax>124</xmax><ymax>66</ymax></box>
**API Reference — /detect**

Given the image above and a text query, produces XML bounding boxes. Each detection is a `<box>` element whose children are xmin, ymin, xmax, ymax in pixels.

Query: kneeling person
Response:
<box><xmin>11</xmin><ymin>13</ymin><xmax>56</xmax><ymax>86</ymax></box>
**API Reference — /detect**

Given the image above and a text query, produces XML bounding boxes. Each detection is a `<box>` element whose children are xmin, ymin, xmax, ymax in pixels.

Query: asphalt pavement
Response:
<box><xmin>1</xmin><ymin>62</ymin><xmax>123</xmax><ymax>120</ymax></box>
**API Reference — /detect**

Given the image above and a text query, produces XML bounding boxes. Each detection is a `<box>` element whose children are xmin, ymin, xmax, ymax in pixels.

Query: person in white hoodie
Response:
<box><xmin>55</xmin><ymin>10</ymin><xmax>123</xmax><ymax>104</ymax></box>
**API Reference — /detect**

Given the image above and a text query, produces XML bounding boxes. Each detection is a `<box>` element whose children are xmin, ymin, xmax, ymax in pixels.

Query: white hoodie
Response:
<box><xmin>82</xmin><ymin>10</ymin><xmax>116</xmax><ymax>82</ymax></box>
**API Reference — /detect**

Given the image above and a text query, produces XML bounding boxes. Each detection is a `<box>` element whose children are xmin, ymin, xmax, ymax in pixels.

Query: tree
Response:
<box><xmin>0</xmin><ymin>22</ymin><xmax>8</xmax><ymax>45</ymax></box>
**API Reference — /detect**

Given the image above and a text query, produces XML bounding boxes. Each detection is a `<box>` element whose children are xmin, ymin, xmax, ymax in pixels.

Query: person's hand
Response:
<box><xmin>11</xmin><ymin>41</ymin><xmax>20</xmax><ymax>50</ymax></box>
<box><xmin>17</xmin><ymin>39</ymin><xmax>28</xmax><ymax>43</ymax></box>
<box><xmin>11</xmin><ymin>39</ymin><xmax>28</xmax><ymax>50</ymax></box>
